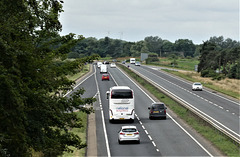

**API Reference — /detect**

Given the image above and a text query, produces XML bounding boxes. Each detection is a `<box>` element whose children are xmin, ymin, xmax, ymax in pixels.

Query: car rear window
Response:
<box><xmin>194</xmin><ymin>83</ymin><xmax>201</xmax><ymax>85</ymax></box>
<box><xmin>152</xmin><ymin>104</ymin><xmax>165</xmax><ymax>109</ymax></box>
<box><xmin>111</xmin><ymin>89</ymin><xmax>133</xmax><ymax>99</ymax></box>
<box><xmin>122</xmin><ymin>128</ymin><xmax>136</xmax><ymax>132</ymax></box>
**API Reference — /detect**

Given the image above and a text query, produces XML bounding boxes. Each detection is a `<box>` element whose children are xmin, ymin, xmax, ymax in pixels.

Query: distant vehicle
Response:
<box><xmin>130</xmin><ymin>58</ymin><xmax>136</xmax><ymax>64</ymax></box>
<box><xmin>103</xmin><ymin>61</ymin><xmax>109</xmax><ymax>64</ymax></box>
<box><xmin>97</xmin><ymin>62</ymin><xmax>102</xmax><ymax>68</ymax></box>
<box><xmin>122</xmin><ymin>61</ymin><xmax>126</xmax><ymax>64</ymax></box>
<box><xmin>106</xmin><ymin>86</ymin><xmax>134</xmax><ymax>122</ymax></box>
<box><xmin>118</xmin><ymin>126</ymin><xmax>140</xmax><ymax>144</ymax></box>
<box><xmin>135</xmin><ymin>61</ymin><xmax>141</xmax><ymax>66</ymax></box>
<box><xmin>102</xmin><ymin>74</ymin><xmax>109</xmax><ymax>81</ymax></box>
<box><xmin>110</xmin><ymin>63</ymin><xmax>116</xmax><ymax>68</ymax></box>
<box><xmin>100</xmin><ymin>64</ymin><xmax>108</xmax><ymax>73</ymax></box>
<box><xmin>148</xmin><ymin>102</ymin><xmax>167</xmax><ymax>119</ymax></box>
<box><xmin>192</xmin><ymin>82</ymin><xmax>203</xmax><ymax>91</ymax></box>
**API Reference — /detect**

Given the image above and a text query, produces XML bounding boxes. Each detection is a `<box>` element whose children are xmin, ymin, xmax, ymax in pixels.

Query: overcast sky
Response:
<box><xmin>59</xmin><ymin>0</ymin><xmax>239</xmax><ymax>44</ymax></box>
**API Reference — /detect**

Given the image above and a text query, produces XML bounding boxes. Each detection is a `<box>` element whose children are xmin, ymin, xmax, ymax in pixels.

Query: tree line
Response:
<box><xmin>69</xmin><ymin>36</ymin><xmax>197</xmax><ymax>58</ymax></box>
<box><xmin>69</xmin><ymin>36</ymin><xmax>239</xmax><ymax>79</ymax></box>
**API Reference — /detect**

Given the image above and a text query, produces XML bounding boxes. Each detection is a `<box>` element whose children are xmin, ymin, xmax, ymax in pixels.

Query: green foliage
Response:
<box><xmin>146</xmin><ymin>53</ymin><xmax>159</xmax><ymax>64</ymax></box>
<box><xmin>228</xmin><ymin>61</ymin><xmax>240</xmax><ymax>79</ymax></box>
<box><xmin>198</xmin><ymin>37</ymin><xmax>240</xmax><ymax>79</ymax></box>
<box><xmin>0</xmin><ymin>0</ymin><xmax>98</xmax><ymax>156</ymax></box>
<box><xmin>174</xmin><ymin>39</ymin><xmax>196</xmax><ymax>57</ymax></box>
<box><xmin>168</xmin><ymin>54</ymin><xmax>178</xmax><ymax>60</ymax></box>
<box><xmin>68</xmin><ymin>52</ymin><xmax>80</xmax><ymax>59</ymax></box>
<box><xmin>144</xmin><ymin>36</ymin><xmax>162</xmax><ymax>54</ymax></box>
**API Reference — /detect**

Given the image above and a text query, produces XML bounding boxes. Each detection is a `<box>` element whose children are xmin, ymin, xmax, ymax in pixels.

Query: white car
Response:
<box><xmin>135</xmin><ymin>61</ymin><xmax>141</xmax><ymax>66</ymax></box>
<box><xmin>97</xmin><ymin>62</ymin><xmax>102</xmax><ymax>68</ymax></box>
<box><xmin>192</xmin><ymin>82</ymin><xmax>203</xmax><ymax>91</ymax></box>
<box><xmin>118</xmin><ymin>126</ymin><xmax>140</xmax><ymax>144</ymax></box>
<box><xmin>110</xmin><ymin>63</ymin><xmax>116</xmax><ymax>68</ymax></box>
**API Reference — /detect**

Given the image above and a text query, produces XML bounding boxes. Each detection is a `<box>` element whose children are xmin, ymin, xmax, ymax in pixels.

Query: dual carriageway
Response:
<box><xmin>65</xmin><ymin>63</ymin><xmax>239</xmax><ymax>156</ymax></box>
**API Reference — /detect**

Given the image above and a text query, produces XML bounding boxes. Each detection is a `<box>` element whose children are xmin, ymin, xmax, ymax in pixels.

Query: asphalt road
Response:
<box><xmin>95</xmin><ymin>65</ymin><xmax>211</xmax><ymax>156</ymax></box>
<box><xmin>64</xmin><ymin>63</ymin><xmax>228</xmax><ymax>156</ymax></box>
<box><xmin>127</xmin><ymin>64</ymin><xmax>240</xmax><ymax>139</ymax></box>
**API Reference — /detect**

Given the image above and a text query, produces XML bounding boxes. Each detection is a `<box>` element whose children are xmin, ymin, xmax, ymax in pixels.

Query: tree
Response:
<box><xmin>144</xmin><ymin>36</ymin><xmax>162</xmax><ymax>55</ymax></box>
<box><xmin>0</xmin><ymin>0</ymin><xmax>98</xmax><ymax>156</ymax></box>
<box><xmin>130</xmin><ymin>41</ymin><xmax>146</xmax><ymax>57</ymax></box>
<box><xmin>198</xmin><ymin>42</ymin><xmax>217</xmax><ymax>73</ymax></box>
<box><xmin>198</xmin><ymin>39</ymin><xmax>240</xmax><ymax>79</ymax></box>
<box><xmin>174</xmin><ymin>39</ymin><xmax>196</xmax><ymax>57</ymax></box>
<box><xmin>162</xmin><ymin>40</ymin><xmax>174</xmax><ymax>53</ymax></box>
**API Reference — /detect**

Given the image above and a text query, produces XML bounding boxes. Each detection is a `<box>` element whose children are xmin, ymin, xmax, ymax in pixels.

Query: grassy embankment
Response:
<box><xmin>60</xmin><ymin>111</ymin><xmax>87</xmax><ymax>157</ymax></box>
<box><xmin>118</xmin><ymin>63</ymin><xmax>240</xmax><ymax>157</ymax></box>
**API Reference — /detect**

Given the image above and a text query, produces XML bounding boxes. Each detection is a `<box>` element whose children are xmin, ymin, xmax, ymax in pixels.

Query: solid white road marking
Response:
<box><xmin>118</xmin><ymin>67</ymin><xmax>214</xmax><ymax>157</ymax></box>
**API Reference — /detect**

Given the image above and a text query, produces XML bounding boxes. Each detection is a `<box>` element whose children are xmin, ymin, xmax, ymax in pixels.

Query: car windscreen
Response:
<box><xmin>122</xmin><ymin>128</ymin><xmax>136</xmax><ymax>132</ymax></box>
<box><xmin>152</xmin><ymin>104</ymin><xmax>165</xmax><ymax>109</ymax></box>
<box><xmin>111</xmin><ymin>89</ymin><xmax>133</xmax><ymax>99</ymax></box>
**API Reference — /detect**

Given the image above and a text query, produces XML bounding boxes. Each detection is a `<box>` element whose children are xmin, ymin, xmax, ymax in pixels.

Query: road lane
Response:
<box><xmin>106</xmin><ymin>66</ymin><xmax>211</xmax><ymax>156</ymax></box>
<box><xmin>129</xmin><ymin>64</ymin><xmax>240</xmax><ymax>138</ymax></box>
<box><xmin>96</xmin><ymin>65</ymin><xmax>161</xmax><ymax>156</ymax></box>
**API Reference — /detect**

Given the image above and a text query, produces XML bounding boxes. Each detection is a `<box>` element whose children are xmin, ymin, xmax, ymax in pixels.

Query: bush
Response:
<box><xmin>201</xmin><ymin>69</ymin><xmax>226</xmax><ymax>80</ymax></box>
<box><xmin>68</xmin><ymin>52</ymin><xmax>80</xmax><ymax>59</ymax></box>
<box><xmin>201</xmin><ymin>69</ymin><xmax>217</xmax><ymax>77</ymax></box>
<box><xmin>228</xmin><ymin>63</ymin><xmax>240</xmax><ymax>79</ymax></box>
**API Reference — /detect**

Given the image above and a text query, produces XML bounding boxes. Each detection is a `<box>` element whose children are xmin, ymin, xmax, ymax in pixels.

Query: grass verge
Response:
<box><xmin>118</xmin><ymin>64</ymin><xmax>240</xmax><ymax>157</ymax></box>
<box><xmin>61</xmin><ymin>65</ymin><xmax>90</xmax><ymax>156</ymax></box>
<box><xmin>60</xmin><ymin>111</ymin><xmax>87</xmax><ymax>157</ymax></box>
<box><xmin>67</xmin><ymin>64</ymin><xmax>90</xmax><ymax>81</ymax></box>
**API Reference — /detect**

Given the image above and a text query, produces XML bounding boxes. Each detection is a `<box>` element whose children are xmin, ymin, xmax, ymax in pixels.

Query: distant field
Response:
<box><xmin>117</xmin><ymin>57</ymin><xmax>199</xmax><ymax>71</ymax></box>
<box><xmin>149</xmin><ymin>57</ymin><xmax>199</xmax><ymax>71</ymax></box>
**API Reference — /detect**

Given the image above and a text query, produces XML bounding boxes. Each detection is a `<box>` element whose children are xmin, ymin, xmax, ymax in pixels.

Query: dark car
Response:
<box><xmin>148</xmin><ymin>102</ymin><xmax>167</xmax><ymax>119</ymax></box>
<box><xmin>102</xmin><ymin>74</ymin><xmax>109</xmax><ymax>81</ymax></box>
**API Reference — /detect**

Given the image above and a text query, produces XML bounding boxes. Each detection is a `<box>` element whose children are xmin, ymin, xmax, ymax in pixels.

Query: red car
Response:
<box><xmin>102</xmin><ymin>74</ymin><xmax>110</xmax><ymax>81</ymax></box>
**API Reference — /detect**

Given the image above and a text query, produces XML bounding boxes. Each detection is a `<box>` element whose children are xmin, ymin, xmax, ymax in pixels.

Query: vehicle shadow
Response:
<box><xmin>139</xmin><ymin>116</ymin><xmax>170</xmax><ymax>123</ymax></box>
<box><xmin>118</xmin><ymin>141</ymin><xmax>140</xmax><ymax>144</ymax></box>
<box><xmin>110</xmin><ymin>119</ymin><xmax>135</xmax><ymax>124</ymax></box>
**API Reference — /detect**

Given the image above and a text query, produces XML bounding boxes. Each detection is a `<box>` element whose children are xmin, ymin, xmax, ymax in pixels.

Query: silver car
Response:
<box><xmin>118</xmin><ymin>126</ymin><xmax>140</xmax><ymax>144</ymax></box>
<box><xmin>135</xmin><ymin>61</ymin><xmax>141</xmax><ymax>66</ymax></box>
